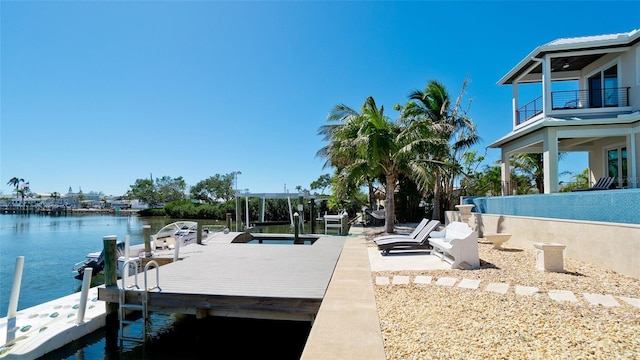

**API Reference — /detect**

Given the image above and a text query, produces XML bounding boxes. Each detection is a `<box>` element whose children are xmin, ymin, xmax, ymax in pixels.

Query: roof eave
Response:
<box><xmin>497</xmin><ymin>46</ymin><xmax>542</xmax><ymax>85</ymax></box>
<box><xmin>497</xmin><ymin>29</ymin><xmax>640</xmax><ymax>86</ymax></box>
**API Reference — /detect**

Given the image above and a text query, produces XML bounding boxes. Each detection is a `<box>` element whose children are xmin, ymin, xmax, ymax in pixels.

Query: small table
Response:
<box><xmin>484</xmin><ymin>233</ymin><xmax>512</xmax><ymax>249</ymax></box>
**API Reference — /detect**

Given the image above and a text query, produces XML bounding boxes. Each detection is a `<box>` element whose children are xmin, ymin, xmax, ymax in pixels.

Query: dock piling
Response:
<box><xmin>103</xmin><ymin>235</ymin><xmax>119</xmax><ymax>350</ymax></box>
<box><xmin>143</xmin><ymin>225</ymin><xmax>151</xmax><ymax>258</ymax></box>
<box><xmin>294</xmin><ymin>212</ymin><xmax>300</xmax><ymax>243</ymax></box>
<box><xmin>310</xmin><ymin>199</ymin><xmax>316</xmax><ymax>234</ymax></box>
<box><xmin>173</xmin><ymin>237</ymin><xmax>180</xmax><ymax>262</ymax></box>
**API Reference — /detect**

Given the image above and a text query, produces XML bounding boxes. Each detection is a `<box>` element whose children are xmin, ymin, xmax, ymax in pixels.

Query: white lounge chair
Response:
<box><xmin>374</xmin><ymin>219</ymin><xmax>441</xmax><ymax>255</ymax></box>
<box><xmin>373</xmin><ymin>218</ymin><xmax>429</xmax><ymax>242</ymax></box>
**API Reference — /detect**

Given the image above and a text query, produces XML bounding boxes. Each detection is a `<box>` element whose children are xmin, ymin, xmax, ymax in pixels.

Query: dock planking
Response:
<box><xmin>98</xmin><ymin>232</ymin><xmax>345</xmax><ymax>322</ymax></box>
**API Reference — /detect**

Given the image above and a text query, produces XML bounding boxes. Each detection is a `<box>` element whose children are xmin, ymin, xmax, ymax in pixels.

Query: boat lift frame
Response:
<box><xmin>234</xmin><ymin>192</ymin><xmax>323</xmax><ymax>233</ymax></box>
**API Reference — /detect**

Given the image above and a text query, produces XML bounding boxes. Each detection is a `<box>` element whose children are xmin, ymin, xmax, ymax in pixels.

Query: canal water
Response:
<box><xmin>0</xmin><ymin>214</ymin><xmax>312</xmax><ymax>359</ymax></box>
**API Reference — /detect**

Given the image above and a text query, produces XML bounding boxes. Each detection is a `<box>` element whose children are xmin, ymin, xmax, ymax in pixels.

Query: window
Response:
<box><xmin>607</xmin><ymin>146</ymin><xmax>627</xmax><ymax>188</ymax></box>
<box><xmin>603</xmin><ymin>66</ymin><xmax>618</xmax><ymax>106</ymax></box>
<box><xmin>588</xmin><ymin>64</ymin><xmax>618</xmax><ymax>108</ymax></box>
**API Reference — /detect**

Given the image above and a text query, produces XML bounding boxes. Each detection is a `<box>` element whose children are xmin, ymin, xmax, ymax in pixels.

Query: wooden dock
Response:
<box><xmin>1</xmin><ymin>229</ymin><xmax>387</xmax><ymax>359</ymax></box>
<box><xmin>98</xmin><ymin>232</ymin><xmax>345</xmax><ymax>322</ymax></box>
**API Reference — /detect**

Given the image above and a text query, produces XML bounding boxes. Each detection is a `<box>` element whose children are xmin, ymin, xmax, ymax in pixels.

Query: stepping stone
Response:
<box><xmin>413</xmin><ymin>275</ymin><xmax>432</xmax><ymax>285</ymax></box>
<box><xmin>548</xmin><ymin>290</ymin><xmax>578</xmax><ymax>303</ymax></box>
<box><xmin>375</xmin><ymin>276</ymin><xmax>390</xmax><ymax>285</ymax></box>
<box><xmin>485</xmin><ymin>282</ymin><xmax>509</xmax><ymax>294</ymax></box>
<box><xmin>392</xmin><ymin>275</ymin><xmax>410</xmax><ymax>285</ymax></box>
<box><xmin>457</xmin><ymin>278</ymin><xmax>481</xmax><ymax>290</ymax></box>
<box><xmin>435</xmin><ymin>277</ymin><xmax>457</xmax><ymax>287</ymax></box>
<box><xmin>618</xmin><ymin>296</ymin><xmax>640</xmax><ymax>309</ymax></box>
<box><xmin>515</xmin><ymin>285</ymin><xmax>539</xmax><ymax>296</ymax></box>
<box><xmin>583</xmin><ymin>293</ymin><xmax>620</xmax><ymax>307</ymax></box>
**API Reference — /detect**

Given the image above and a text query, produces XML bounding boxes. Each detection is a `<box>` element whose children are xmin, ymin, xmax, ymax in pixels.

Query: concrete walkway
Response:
<box><xmin>301</xmin><ymin>229</ymin><xmax>386</xmax><ymax>359</ymax></box>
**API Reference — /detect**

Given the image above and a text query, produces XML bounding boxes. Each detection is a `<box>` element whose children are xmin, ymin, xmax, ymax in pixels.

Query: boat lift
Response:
<box><xmin>234</xmin><ymin>192</ymin><xmax>322</xmax><ymax>233</ymax></box>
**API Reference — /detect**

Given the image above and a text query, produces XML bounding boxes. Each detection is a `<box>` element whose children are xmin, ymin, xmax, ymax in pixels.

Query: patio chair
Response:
<box><xmin>374</xmin><ymin>219</ymin><xmax>441</xmax><ymax>255</ymax></box>
<box><xmin>572</xmin><ymin>177</ymin><xmax>616</xmax><ymax>191</ymax></box>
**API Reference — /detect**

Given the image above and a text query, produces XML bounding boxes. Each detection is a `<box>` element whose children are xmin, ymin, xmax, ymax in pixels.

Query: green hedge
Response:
<box><xmin>161</xmin><ymin>200</ymin><xmax>232</xmax><ymax>220</ymax></box>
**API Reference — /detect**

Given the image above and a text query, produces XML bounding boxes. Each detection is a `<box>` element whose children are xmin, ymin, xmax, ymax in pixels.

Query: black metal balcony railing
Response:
<box><xmin>516</xmin><ymin>87</ymin><xmax>630</xmax><ymax>125</ymax></box>
<box><xmin>516</xmin><ymin>96</ymin><xmax>543</xmax><ymax>125</ymax></box>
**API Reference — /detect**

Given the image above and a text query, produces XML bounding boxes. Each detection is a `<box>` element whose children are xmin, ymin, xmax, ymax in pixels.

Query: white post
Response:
<box><xmin>6</xmin><ymin>256</ymin><xmax>24</xmax><ymax>342</ymax></box>
<box><xmin>512</xmin><ymin>90</ymin><xmax>518</xmax><ymax>127</ymax></box>
<box><xmin>76</xmin><ymin>267</ymin><xmax>93</xmax><ymax>323</ymax></box>
<box><xmin>245</xmin><ymin>195</ymin><xmax>249</xmax><ymax>230</ymax></box>
<box><xmin>287</xmin><ymin>196</ymin><xmax>294</xmax><ymax>228</ymax></box>
<box><xmin>124</xmin><ymin>235</ymin><xmax>130</xmax><ymax>259</ymax></box>
<box><xmin>7</xmin><ymin>256</ymin><xmax>24</xmax><ymax>318</ymax></box>
<box><xmin>235</xmin><ymin>171</ymin><xmax>241</xmax><ymax>231</ymax></box>
<box><xmin>173</xmin><ymin>237</ymin><xmax>180</xmax><ymax>262</ymax></box>
<box><xmin>543</xmin><ymin>128</ymin><xmax>559</xmax><ymax>194</ymax></box>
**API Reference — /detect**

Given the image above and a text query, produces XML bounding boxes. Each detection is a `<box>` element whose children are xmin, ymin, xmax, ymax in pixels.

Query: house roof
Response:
<box><xmin>498</xmin><ymin>29</ymin><xmax>640</xmax><ymax>85</ymax></box>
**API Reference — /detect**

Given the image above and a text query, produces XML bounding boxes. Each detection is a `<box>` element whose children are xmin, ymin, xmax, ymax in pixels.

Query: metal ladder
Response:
<box><xmin>118</xmin><ymin>259</ymin><xmax>160</xmax><ymax>345</ymax></box>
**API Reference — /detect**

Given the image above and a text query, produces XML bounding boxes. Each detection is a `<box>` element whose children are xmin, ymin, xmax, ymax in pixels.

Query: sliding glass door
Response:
<box><xmin>588</xmin><ymin>64</ymin><xmax>618</xmax><ymax>108</ymax></box>
<box><xmin>607</xmin><ymin>146</ymin><xmax>627</xmax><ymax>188</ymax></box>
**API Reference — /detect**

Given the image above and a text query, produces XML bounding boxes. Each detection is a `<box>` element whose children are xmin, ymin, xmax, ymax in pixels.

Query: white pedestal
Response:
<box><xmin>455</xmin><ymin>204</ymin><xmax>474</xmax><ymax>224</ymax></box>
<box><xmin>484</xmin><ymin>233</ymin><xmax>512</xmax><ymax>249</ymax></box>
<box><xmin>534</xmin><ymin>242</ymin><xmax>566</xmax><ymax>272</ymax></box>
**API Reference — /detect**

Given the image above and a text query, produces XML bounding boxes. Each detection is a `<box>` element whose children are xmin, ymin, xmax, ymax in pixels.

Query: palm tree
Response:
<box><xmin>318</xmin><ymin>101</ymin><xmax>378</xmax><ymax>208</ymax></box>
<box><xmin>398</xmin><ymin>78</ymin><xmax>479</xmax><ymax>221</ymax></box>
<box><xmin>560</xmin><ymin>168</ymin><xmax>589</xmax><ymax>192</ymax></box>
<box><xmin>7</xmin><ymin>177</ymin><xmax>24</xmax><ymax>199</ymax></box>
<box><xmin>51</xmin><ymin>192</ymin><xmax>60</xmax><ymax>205</ymax></box>
<box><xmin>317</xmin><ymin>96</ymin><xmax>401</xmax><ymax>233</ymax></box>
<box><xmin>511</xmin><ymin>152</ymin><xmax>569</xmax><ymax>194</ymax></box>
<box><xmin>16</xmin><ymin>188</ymin><xmax>26</xmax><ymax>205</ymax></box>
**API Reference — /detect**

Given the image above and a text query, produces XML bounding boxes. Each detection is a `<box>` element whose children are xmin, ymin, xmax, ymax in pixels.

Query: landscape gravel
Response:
<box><xmin>366</xmin><ymin>233</ymin><xmax>640</xmax><ymax>359</ymax></box>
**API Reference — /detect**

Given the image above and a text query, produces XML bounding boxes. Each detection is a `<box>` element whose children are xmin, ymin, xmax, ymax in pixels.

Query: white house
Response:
<box><xmin>489</xmin><ymin>29</ymin><xmax>640</xmax><ymax>194</ymax></box>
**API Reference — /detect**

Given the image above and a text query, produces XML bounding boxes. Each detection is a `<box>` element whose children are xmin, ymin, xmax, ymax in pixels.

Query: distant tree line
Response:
<box><xmin>127</xmin><ymin>172</ymin><xmax>333</xmax><ymax>221</ymax></box>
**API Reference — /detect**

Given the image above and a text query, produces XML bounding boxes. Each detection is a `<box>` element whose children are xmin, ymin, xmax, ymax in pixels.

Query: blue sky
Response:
<box><xmin>1</xmin><ymin>1</ymin><xmax>639</xmax><ymax>197</ymax></box>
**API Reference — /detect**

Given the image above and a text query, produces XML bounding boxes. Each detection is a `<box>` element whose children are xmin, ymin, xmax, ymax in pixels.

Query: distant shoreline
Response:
<box><xmin>0</xmin><ymin>207</ymin><xmax>140</xmax><ymax>215</ymax></box>
<box><xmin>71</xmin><ymin>208</ymin><xmax>140</xmax><ymax>214</ymax></box>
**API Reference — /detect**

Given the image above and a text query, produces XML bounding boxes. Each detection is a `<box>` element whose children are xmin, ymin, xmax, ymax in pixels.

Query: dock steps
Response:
<box><xmin>118</xmin><ymin>260</ymin><xmax>160</xmax><ymax>345</ymax></box>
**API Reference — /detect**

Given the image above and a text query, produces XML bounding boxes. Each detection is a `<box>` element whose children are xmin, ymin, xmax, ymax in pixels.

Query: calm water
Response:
<box><xmin>0</xmin><ymin>214</ymin><xmax>311</xmax><ymax>359</ymax></box>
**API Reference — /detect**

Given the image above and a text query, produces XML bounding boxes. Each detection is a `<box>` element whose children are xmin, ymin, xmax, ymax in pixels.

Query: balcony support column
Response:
<box><xmin>512</xmin><ymin>84</ymin><xmax>519</xmax><ymax>127</ymax></box>
<box><xmin>630</xmin><ymin>132</ymin><xmax>638</xmax><ymax>189</ymax></box>
<box><xmin>542</xmin><ymin>54</ymin><xmax>552</xmax><ymax>116</ymax></box>
<box><xmin>543</xmin><ymin>128</ymin><xmax>559</xmax><ymax>194</ymax></box>
<box><xmin>500</xmin><ymin>151</ymin><xmax>510</xmax><ymax>196</ymax></box>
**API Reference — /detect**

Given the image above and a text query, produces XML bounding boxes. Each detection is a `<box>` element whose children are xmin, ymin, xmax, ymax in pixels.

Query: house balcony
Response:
<box><xmin>516</xmin><ymin>87</ymin><xmax>631</xmax><ymax>126</ymax></box>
